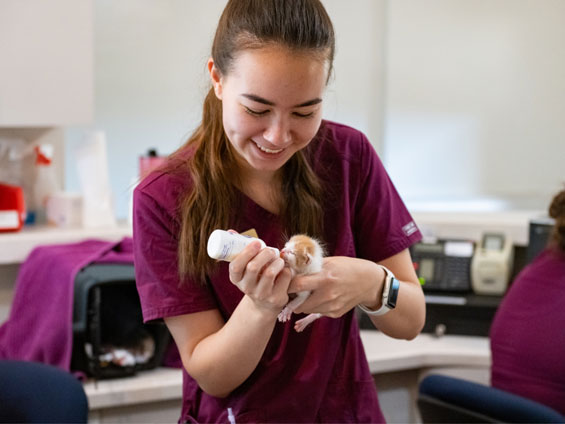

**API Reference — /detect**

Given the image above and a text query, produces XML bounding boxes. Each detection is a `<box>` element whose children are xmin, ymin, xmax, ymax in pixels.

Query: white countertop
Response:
<box><xmin>84</xmin><ymin>330</ymin><xmax>490</xmax><ymax>410</ymax></box>
<box><xmin>0</xmin><ymin>223</ymin><xmax>132</xmax><ymax>264</ymax></box>
<box><xmin>84</xmin><ymin>367</ymin><xmax>182</xmax><ymax>410</ymax></box>
<box><xmin>360</xmin><ymin>330</ymin><xmax>490</xmax><ymax>374</ymax></box>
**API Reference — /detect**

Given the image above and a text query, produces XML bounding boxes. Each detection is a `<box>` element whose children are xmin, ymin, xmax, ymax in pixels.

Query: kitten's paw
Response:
<box><xmin>294</xmin><ymin>321</ymin><xmax>309</xmax><ymax>332</ymax></box>
<box><xmin>278</xmin><ymin>307</ymin><xmax>292</xmax><ymax>322</ymax></box>
<box><xmin>294</xmin><ymin>313</ymin><xmax>321</xmax><ymax>332</ymax></box>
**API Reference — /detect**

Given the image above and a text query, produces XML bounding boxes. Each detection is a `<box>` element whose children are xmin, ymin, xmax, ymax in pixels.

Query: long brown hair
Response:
<box><xmin>549</xmin><ymin>188</ymin><xmax>565</xmax><ymax>252</ymax></box>
<box><xmin>174</xmin><ymin>0</ymin><xmax>335</xmax><ymax>283</ymax></box>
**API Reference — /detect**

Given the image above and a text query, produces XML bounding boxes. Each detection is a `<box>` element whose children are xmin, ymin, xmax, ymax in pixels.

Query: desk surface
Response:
<box><xmin>361</xmin><ymin>330</ymin><xmax>490</xmax><ymax>374</ymax></box>
<box><xmin>84</xmin><ymin>331</ymin><xmax>490</xmax><ymax>410</ymax></box>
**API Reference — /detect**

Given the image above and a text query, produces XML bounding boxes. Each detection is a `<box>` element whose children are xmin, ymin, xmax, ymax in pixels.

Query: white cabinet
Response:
<box><xmin>0</xmin><ymin>0</ymin><xmax>93</xmax><ymax>126</ymax></box>
<box><xmin>0</xmin><ymin>0</ymin><xmax>97</xmax><ymax>323</ymax></box>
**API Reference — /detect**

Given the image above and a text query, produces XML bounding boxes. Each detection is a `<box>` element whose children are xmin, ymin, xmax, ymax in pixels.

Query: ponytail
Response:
<box><xmin>175</xmin><ymin>88</ymin><xmax>241</xmax><ymax>283</ymax></box>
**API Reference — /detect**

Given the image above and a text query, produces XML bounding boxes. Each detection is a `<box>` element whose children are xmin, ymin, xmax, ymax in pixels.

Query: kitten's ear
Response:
<box><xmin>305</xmin><ymin>253</ymin><xmax>312</xmax><ymax>265</ymax></box>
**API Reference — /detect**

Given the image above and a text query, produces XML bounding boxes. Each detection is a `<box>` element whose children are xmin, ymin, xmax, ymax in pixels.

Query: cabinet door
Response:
<box><xmin>0</xmin><ymin>0</ymin><xmax>93</xmax><ymax>126</ymax></box>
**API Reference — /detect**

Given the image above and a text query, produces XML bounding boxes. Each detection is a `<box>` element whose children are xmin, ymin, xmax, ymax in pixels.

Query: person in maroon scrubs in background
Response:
<box><xmin>490</xmin><ymin>188</ymin><xmax>565</xmax><ymax>415</ymax></box>
<box><xmin>133</xmin><ymin>0</ymin><xmax>425</xmax><ymax>422</ymax></box>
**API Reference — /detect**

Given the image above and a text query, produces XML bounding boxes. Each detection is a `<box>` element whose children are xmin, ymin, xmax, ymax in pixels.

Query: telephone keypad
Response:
<box><xmin>411</xmin><ymin>240</ymin><xmax>474</xmax><ymax>292</ymax></box>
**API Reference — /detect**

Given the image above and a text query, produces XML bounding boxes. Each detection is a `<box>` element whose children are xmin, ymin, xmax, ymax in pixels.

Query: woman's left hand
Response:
<box><xmin>287</xmin><ymin>256</ymin><xmax>385</xmax><ymax>318</ymax></box>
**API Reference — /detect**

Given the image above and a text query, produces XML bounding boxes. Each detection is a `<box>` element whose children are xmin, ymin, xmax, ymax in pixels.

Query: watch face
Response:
<box><xmin>387</xmin><ymin>278</ymin><xmax>400</xmax><ymax>309</ymax></box>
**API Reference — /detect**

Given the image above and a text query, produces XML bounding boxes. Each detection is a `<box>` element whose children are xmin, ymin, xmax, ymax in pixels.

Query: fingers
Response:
<box><xmin>288</xmin><ymin>273</ymin><xmax>347</xmax><ymax>317</ymax></box>
<box><xmin>229</xmin><ymin>242</ymin><xmax>283</xmax><ymax>290</ymax></box>
<box><xmin>286</xmin><ymin>274</ymin><xmax>321</xmax><ymax>314</ymax></box>
<box><xmin>257</xmin><ymin>255</ymin><xmax>286</xmax><ymax>287</ymax></box>
<box><xmin>228</xmin><ymin>241</ymin><xmax>262</xmax><ymax>283</ymax></box>
<box><xmin>292</xmin><ymin>289</ymin><xmax>323</xmax><ymax>314</ymax></box>
<box><xmin>287</xmin><ymin>273</ymin><xmax>318</xmax><ymax>294</ymax></box>
<box><xmin>294</xmin><ymin>294</ymin><xmax>343</xmax><ymax>317</ymax></box>
<box><xmin>227</xmin><ymin>241</ymin><xmax>291</xmax><ymax>314</ymax></box>
<box><xmin>243</xmin><ymin>248</ymin><xmax>281</xmax><ymax>284</ymax></box>
<box><xmin>273</xmin><ymin>266</ymin><xmax>293</xmax><ymax>293</ymax></box>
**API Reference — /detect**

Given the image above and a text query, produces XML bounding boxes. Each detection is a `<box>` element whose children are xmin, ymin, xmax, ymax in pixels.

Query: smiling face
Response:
<box><xmin>209</xmin><ymin>45</ymin><xmax>329</xmax><ymax>183</ymax></box>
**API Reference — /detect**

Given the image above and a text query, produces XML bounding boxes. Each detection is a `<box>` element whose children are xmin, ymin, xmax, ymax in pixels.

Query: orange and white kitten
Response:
<box><xmin>278</xmin><ymin>234</ymin><xmax>325</xmax><ymax>332</ymax></box>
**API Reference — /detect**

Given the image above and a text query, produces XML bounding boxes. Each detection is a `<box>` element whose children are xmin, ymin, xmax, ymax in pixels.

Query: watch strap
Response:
<box><xmin>358</xmin><ymin>264</ymin><xmax>398</xmax><ymax>316</ymax></box>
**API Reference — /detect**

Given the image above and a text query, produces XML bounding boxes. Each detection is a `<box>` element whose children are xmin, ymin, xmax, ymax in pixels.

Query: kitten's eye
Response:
<box><xmin>244</xmin><ymin>106</ymin><xmax>269</xmax><ymax>116</ymax></box>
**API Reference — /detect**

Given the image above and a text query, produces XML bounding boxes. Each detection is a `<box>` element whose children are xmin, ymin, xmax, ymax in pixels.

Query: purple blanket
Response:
<box><xmin>0</xmin><ymin>238</ymin><xmax>134</xmax><ymax>372</ymax></box>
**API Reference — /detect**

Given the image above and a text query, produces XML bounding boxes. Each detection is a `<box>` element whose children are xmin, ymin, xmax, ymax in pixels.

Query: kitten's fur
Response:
<box><xmin>278</xmin><ymin>234</ymin><xmax>325</xmax><ymax>332</ymax></box>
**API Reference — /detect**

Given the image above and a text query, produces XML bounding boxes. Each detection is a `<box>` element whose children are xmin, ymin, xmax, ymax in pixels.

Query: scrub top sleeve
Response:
<box><xmin>353</xmin><ymin>135</ymin><xmax>421</xmax><ymax>262</ymax></box>
<box><xmin>133</xmin><ymin>187</ymin><xmax>218</xmax><ymax>323</ymax></box>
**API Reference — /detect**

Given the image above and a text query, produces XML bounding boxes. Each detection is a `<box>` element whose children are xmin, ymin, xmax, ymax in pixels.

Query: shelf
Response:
<box><xmin>0</xmin><ymin>222</ymin><xmax>132</xmax><ymax>265</ymax></box>
<box><xmin>412</xmin><ymin>210</ymin><xmax>546</xmax><ymax>246</ymax></box>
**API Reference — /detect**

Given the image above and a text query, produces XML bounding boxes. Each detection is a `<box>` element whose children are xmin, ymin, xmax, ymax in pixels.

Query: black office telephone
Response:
<box><xmin>411</xmin><ymin>239</ymin><xmax>475</xmax><ymax>292</ymax></box>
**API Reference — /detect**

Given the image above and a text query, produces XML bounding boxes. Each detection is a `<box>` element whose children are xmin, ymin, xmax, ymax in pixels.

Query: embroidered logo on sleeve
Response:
<box><xmin>402</xmin><ymin>221</ymin><xmax>418</xmax><ymax>236</ymax></box>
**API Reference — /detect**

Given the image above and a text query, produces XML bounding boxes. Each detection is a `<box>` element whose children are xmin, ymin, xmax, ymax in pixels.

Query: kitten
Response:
<box><xmin>277</xmin><ymin>234</ymin><xmax>325</xmax><ymax>332</ymax></box>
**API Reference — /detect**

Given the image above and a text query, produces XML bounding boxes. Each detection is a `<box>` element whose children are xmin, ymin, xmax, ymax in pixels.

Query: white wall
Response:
<box><xmin>323</xmin><ymin>0</ymin><xmax>386</xmax><ymax>150</ymax></box>
<box><xmin>65</xmin><ymin>0</ymin><xmax>386</xmax><ymax>220</ymax></box>
<box><xmin>65</xmin><ymin>0</ymin><xmax>565</xmax><ymax>220</ymax></box>
<box><xmin>384</xmin><ymin>0</ymin><xmax>565</xmax><ymax>210</ymax></box>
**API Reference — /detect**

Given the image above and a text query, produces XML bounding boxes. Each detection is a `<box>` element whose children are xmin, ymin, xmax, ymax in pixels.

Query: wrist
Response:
<box><xmin>359</xmin><ymin>262</ymin><xmax>386</xmax><ymax>310</ymax></box>
<box><xmin>242</xmin><ymin>295</ymin><xmax>282</xmax><ymax>322</ymax></box>
<box><xmin>358</xmin><ymin>264</ymin><xmax>399</xmax><ymax>316</ymax></box>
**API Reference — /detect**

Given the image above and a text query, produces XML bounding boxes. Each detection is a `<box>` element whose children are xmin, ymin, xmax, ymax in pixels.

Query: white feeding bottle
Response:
<box><xmin>207</xmin><ymin>230</ymin><xmax>279</xmax><ymax>262</ymax></box>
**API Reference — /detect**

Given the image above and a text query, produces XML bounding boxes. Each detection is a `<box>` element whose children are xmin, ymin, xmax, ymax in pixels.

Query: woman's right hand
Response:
<box><xmin>167</xmin><ymin>241</ymin><xmax>293</xmax><ymax>398</ymax></box>
<box><xmin>228</xmin><ymin>241</ymin><xmax>292</xmax><ymax>317</ymax></box>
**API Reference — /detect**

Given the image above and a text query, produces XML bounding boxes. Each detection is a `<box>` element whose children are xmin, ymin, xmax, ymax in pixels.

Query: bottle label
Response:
<box><xmin>218</xmin><ymin>234</ymin><xmax>257</xmax><ymax>261</ymax></box>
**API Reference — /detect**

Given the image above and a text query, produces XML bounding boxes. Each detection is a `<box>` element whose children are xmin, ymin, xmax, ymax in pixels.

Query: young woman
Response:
<box><xmin>490</xmin><ymin>188</ymin><xmax>565</xmax><ymax>415</ymax></box>
<box><xmin>133</xmin><ymin>0</ymin><xmax>425</xmax><ymax>422</ymax></box>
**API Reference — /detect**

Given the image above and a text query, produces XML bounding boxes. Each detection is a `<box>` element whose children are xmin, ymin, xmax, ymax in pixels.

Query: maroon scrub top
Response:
<box><xmin>133</xmin><ymin>120</ymin><xmax>422</xmax><ymax>423</ymax></box>
<box><xmin>490</xmin><ymin>247</ymin><xmax>565</xmax><ymax>415</ymax></box>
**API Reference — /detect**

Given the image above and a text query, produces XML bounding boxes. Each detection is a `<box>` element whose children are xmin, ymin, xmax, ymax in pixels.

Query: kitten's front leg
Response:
<box><xmin>277</xmin><ymin>291</ymin><xmax>311</xmax><ymax>322</ymax></box>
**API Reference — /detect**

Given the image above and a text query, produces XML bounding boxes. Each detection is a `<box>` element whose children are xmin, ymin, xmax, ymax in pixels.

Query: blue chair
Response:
<box><xmin>418</xmin><ymin>374</ymin><xmax>565</xmax><ymax>423</ymax></box>
<box><xmin>0</xmin><ymin>360</ymin><xmax>88</xmax><ymax>423</ymax></box>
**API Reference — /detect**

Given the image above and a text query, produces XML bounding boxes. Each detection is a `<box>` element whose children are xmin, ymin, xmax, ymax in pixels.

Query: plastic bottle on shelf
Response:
<box><xmin>33</xmin><ymin>144</ymin><xmax>60</xmax><ymax>225</ymax></box>
<box><xmin>139</xmin><ymin>148</ymin><xmax>166</xmax><ymax>178</ymax></box>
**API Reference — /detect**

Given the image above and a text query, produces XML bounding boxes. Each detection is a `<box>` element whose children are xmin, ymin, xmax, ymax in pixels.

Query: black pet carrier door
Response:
<box><xmin>71</xmin><ymin>264</ymin><xmax>169</xmax><ymax>379</ymax></box>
